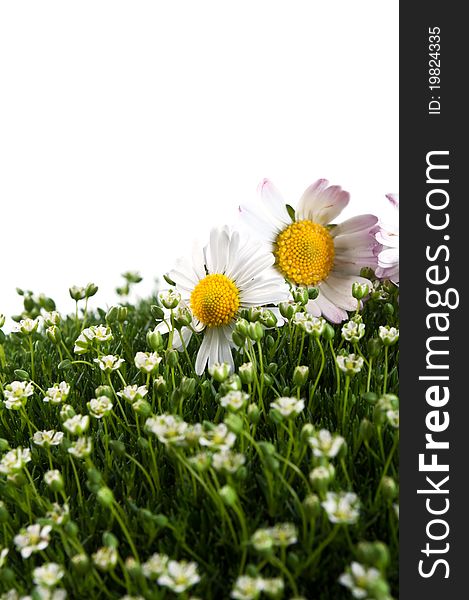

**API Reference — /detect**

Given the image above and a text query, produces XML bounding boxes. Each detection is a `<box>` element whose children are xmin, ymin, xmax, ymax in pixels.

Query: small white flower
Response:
<box><xmin>92</xmin><ymin>546</ymin><xmax>118</xmax><ymax>571</ymax></box>
<box><xmin>339</xmin><ymin>561</ymin><xmax>382</xmax><ymax>599</ymax></box>
<box><xmin>117</xmin><ymin>385</ymin><xmax>148</xmax><ymax>404</ymax></box>
<box><xmin>0</xmin><ymin>547</ymin><xmax>9</xmax><ymax>568</ymax></box>
<box><xmin>220</xmin><ymin>391</ymin><xmax>249</xmax><ymax>412</ymax></box>
<box><xmin>386</xmin><ymin>409</ymin><xmax>400</xmax><ymax>428</ymax></box>
<box><xmin>33</xmin><ymin>587</ymin><xmax>67</xmax><ymax>600</ymax></box>
<box><xmin>142</xmin><ymin>552</ymin><xmax>169</xmax><ymax>580</ymax></box>
<box><xmin>43</xmin><ymin>382</ymin><xmax>70</xmax><ymax>405</ymax></box>
<box><xmin>67</xmin><ymin>437</ymin><xmax>92</xmax><ymax>458</ymax></box>
<box><xmin>251</xmin><ymin>528</ymin><xmax>275</xmax><ymax>553</ymax></box>
<box><xmin>212</xmin><ymin>450</ymin><xmax>246</xmax><ymax>474</ymax></box>
<box><xmin>42</xmin><ymin>311</ymin><xmax>61</xmax><ymax>327</ymax></box>
<box><xmin>308</xmin><ymin>429</ymin><xmax>345</xmax><ymax>459</ymax></box>
<box><xmin>157</xmin><ymin>560</ymin><xmax>200</xmax><ymax>593</ymax></box>
<box><xmin>336</xmin><ymin>353</ymin><xmax>364</xmax><ymax>376</ymax></box>
<box><xmin>88</xmin><ymin>396</ymin><xmax>113</xmax><ymax>419</ymax></box>
<box><xmin>15</xmin><ymin>317</ymin><xmax>39</xmax><ymax>335</ymax></box>
<box><xmin>33</xmin><ymin>430</ymin><xmax>64</xmax><ymax>448</ymax></box>
<box><xmin>270</xmin><ymin>523</ymin><xmax>298</xmax><ymax>547</ymax></box>
<box><xmin>322</xmin><ymin>491</ymin><xmax>361</xmax><ymax>525</ymax></box>
<box><xmin>63</xmin><ymin>414</ymin><xmax>90</xmax><ymax>435</ymax></box>
<box><xmin>270</xmin><ymin>397</ymin><xmax>305</xmax><ymax>418</ymax></box>
<box><xmin>134</xmin><ymin>351</ymin><xmax>162</xmax><ymax>374</ymax></box>
<box><xmin>209</xmin><ymin>362</ymin><xmax>232</xmax><ymax>382</ymax></box>
<box><xmin>91</xmin><ymin>325</ymin><xmax>113</xmax><ymax>343</ymax></box>
<box><xmin>73</xmin><ymin>327</ymin><xmax>96</xmax><ymax>354</ymax></box>
<box><xmin>294</xmin><ymin>313</ymin><xmax>326</xmax><ymax>337</ymax></box>
<box><xmin>14</xmin><ymin>524</ymin><xmax>52</xmax><ymax>558</ymax></box>
<box><xmin>158</xmin><ymin>289</ymin><xmax>181</xmax><ymax>309</ymax></box>
<box><xmin>309</xmin><ymin>465</ymin><xmax>335</xmax><ymax>489</ymax></box>
<box><xmin>259</xmin><ymin>577</ymin><xmax>284</xmax><ymax>596</ymax></box>
<box><xmin>33</xmin><ymin>562</ymin><xmax>65</xmax><ymax>587</ymax></box>
<box><xmin>94</xmin><ymin>355</ymin><xmax>124</xmax><ymax>373</ymax></box>
<box><xmin>145</xmin><ymin>414</ymin><xmax>188</xmax><ymax>446</ymax></box>
<box><xmin>199</xmin><ymin>424</ymin><xmax>236</xmax><ymax>451</ymax></box>
<box><xmin>45</xmin><ymin>503</ymin><xmax>69</xmax><ymax>526</ymax></box>
<box><xmin>0</xmin><ymin>447</ymin><xmax>32</xmax><ymax>475</ymax></box>
<box><xmin>341</xmin><ymin>320</ymin><xmax>365</xmax><ymax>343</ymax></box>
<box><xmin>378</xmin><ymin>325</ymin><xmax>399</xmax><ymax>346</ymax></box>
<box><xmin>231</xmin><ymin>575</ymin><xmax>263</xmax><ymax>600</ymax></box>
<box><xmin>3</xmin><ymin>381</ymin><xmax>34</xmax><ymax>410</ymax></box>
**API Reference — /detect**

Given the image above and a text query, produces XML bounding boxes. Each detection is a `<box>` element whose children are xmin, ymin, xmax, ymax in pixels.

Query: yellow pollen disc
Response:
<box><xmin>274</xmin><ymin>220</ymin><xmax>335</xmax><ymax>286</ymax></box>
<box><xmin>190</xmin><ymin>273</ymin><xmax>240</xmax><ymax>327</ymax></box>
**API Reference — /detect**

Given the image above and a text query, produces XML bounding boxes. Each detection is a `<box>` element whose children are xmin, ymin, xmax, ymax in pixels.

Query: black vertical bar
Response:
<box><xmin>401</xmin><ymin>2</ymin><xmax>467</xmax><ymax>597</ymax></box>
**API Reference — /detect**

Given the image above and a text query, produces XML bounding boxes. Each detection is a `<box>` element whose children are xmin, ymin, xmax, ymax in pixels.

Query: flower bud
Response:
<box><xmin>95</xmin><ymin>385</ymin><xmax>113</xmax><ymax>399</ymax></box>
<box><xmin>159</xmin><ymin>289</ymin><xmax>181</xmax><ymax>310</ymax></box>
<box><xmin>367</xmin><ymin>338</ymin><xmax>382</xmax><ymax>358</ymax></box>
<box><xmin>180</xmin><ymin>377</ymin><xmax>196</xmax><ymax>397</ymax></box>
<box><xmin>71</xmin><ymin>554</ymin><xmax>91</xmax><ymax>575</ymax></box>
<box><xmin>224</xmin><ymin>414</ymin><xmax>244</xmax><ymax>435</ymax></box>
<box><xmin>234</xmin><ymin>318</ymin><xmax>249</xmax><ymax>338</ymax></box>
<box><xmin>166</xmin><ymin>349</ymin><xmax>179</xmax><ymax>368</ymax></box>
<box><xmin>85</xmin><ymin>283</ymin><xmax>99</xmax><ymax>298</ymax></box>
<box><xmin>220</xmin><ymin>375</ymin><xmax>242</xmax><ymax>394</ymax></box>
<box><xmin>303</xmin><ymin>494</ymin><xmax>321</xmax><ymax>519</ymax></box>
<box><xmin>352</xmin><ymin>282</ymin><xmax>369</xmax><ymax>300</ymax></box>
<box><xmin>293</xmin><ymin>365</ymin><xmax>309</xmax><ymax>387</ymax></box>
<box><xmin>301</xmin><ymin>423</ymin><xmax>315</xmax><ymax>442</ymax></box>
<box><xmin>132</xmin><ymin>399</ymin><xmax>152</xmax><ymax>417</ymax></box>
<box><xmin>382</xmin><ymin>476</ymin><xmax>398</xmax><ymax>501</ymax></box>
<box><xmin>97</xmin><ymin>487</ymin><xmax>115</xmax><ymax>507</ymax></box>
<box><xmin>309</xmin><ymin>464</ymin><xmax>335</xmax><ymax>493</ymax></box>
<box><xmin>69</xmin><ymin>286</ymin><xmax>86</xmax><ymax>301</ymax></box>
<box><xmin>46</xmin><ymin>325</ymin><xmax>62</xmax><ymax>344</ymax></box>
<box><xmin>259</xmin><ymin>309</ymin><xmax>277</xmax><ymax>328</ymax></box>
<box><xmin>109</xmin><ymin>440</ymin><xmax>126</xmax><ymax>457</ymax></box>
<box><xmin>279</xmin><ymin>302</ymin><xmax>298</xmax><ymax>320</ymax></box>
<box><xmin>322</xmin><ymin>323</ymin><xmax>336</xmax><ymax>341</ymax></box>
<box><xmin>174</xmin><ymin>306</ymin><xmax>192</xmax><ymax>327</ymax></box>
<box><xmin>105</xmin><ymin>306</ymin><xmax>119</xmax><ymax>323</ymax></box>
<box><xmin>238</xmin><ymin>362</ymin><xmax>254</xmax><ymax>384</ymax></box>
<box><xmin>150</xmin><ymin>304</ymin><xmax>165</xmax><ymax>320</ymax></box>
<box><xmin>219</xmin><ymin>485</ymin><xmax>238</xmax><ymax>507</ymax></box>
<box><xmin>125</xmin><ymin>557</ymin><xmax>142</xmax><ymax>578</ymax></box>
<box><xmin>247</xmin><ymin>403</ymin><xmax>260</xmax><ymax>424</ymax></box>
<box><xmin>209</xmin><ymin>362</ymin><xmax>231</xmax><ymax>383</ymax></box>
<box><xmin>102</xmin><ymin>532</ymin><xmax>119</xmax><ymax>548</ymax></box>
<box><xmin>246</xmin><ymin>307</ymin><xmax>262</xmax><ymax>322</ymax></box>
<box><xmin>292</xmin><ymin>287</ymin><xmax>309</xmax><ymax>305</ymax></box>
<box><xmin>247</xmin><ymin>321</ymin><xmax>264</xmax><ymax>342</ymax></box>
<box><xmin>153</xmin><ymin>376</ymin><xmax>167</xmax><ymax>396</ymax></box>
<box><xmin>308</xmin><ymin>287</ymin><xmax>319</xmax><ymax>300</ymax></box>
<box><xmin>356</xmin><ymin>541</ymin><xmax>390</xmax><ymax>571</ymax></box>
<box><xmin>147</xmin><ymin>328</ymin><xmax>164</xmax><ymax>352</ymax></box>
<box><xmin>0</xmin><ymin>439</ymin><xmax>10</xmax><ymax>452</ymax></box>
<box><xmin>0</xmin><ymin>314</ymin><xmax>5</xmax><ymax>328</ymax></box>
<box><xmin>232</xmin><ymin>331</ymin><xmax>246</xmax><ymax>348</ymax></box>
<box><xmin>359</xmin><ymin>418</ymin><xmax>374</xmax><ymax>443</ymax></box>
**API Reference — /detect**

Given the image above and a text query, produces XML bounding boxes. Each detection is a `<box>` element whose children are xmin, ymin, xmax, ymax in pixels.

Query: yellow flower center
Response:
<box><xmin>190</xmin><ymin>274</ymin><xmax>240</xmax><ymax>327</ymax></box>
<box><xmin>274</xmin><ymin>220</ymin><xmax>335</xmax><ymax>285</ymax></box>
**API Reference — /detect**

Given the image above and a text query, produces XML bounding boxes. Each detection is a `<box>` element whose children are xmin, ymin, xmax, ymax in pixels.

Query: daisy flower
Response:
<box><xmin>375</xmin><ymin>193</ymin><xmax>399</xmax><ymax>283</ymax></box>
<box><xmin>240</xmin><ymin>179</ymin><xmax>379</xmax><ymax>323</ymax></box>
<box><xmin>168</xmin><ymin>227</ymin><xmax>289</xmax><ymax>374</ymax></box>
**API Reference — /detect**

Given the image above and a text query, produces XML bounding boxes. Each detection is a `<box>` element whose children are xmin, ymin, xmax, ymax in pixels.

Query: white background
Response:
<box><xmin>0</xmin><ymin>1</ymin><xmax>398</xmax><ymax>326</ymax></box>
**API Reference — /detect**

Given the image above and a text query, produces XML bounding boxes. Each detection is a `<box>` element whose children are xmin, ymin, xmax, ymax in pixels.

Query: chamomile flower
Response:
<box><xmin>322</xmin><ymin>491</ymin><xmax>361</xmax><ymax>525</ymax></box>
<box><xmin>240</xmin><ymin>179</ymin><xmax>379</xmax><ymax>323</ymax></box>
<box><xmin>376</xmin><ymin>194</ymin><xmax>399</xmax><ymax>284</ymax></box>
<box><xmin>43</xmin><ymin>382</ymin><xmax>70</xmax><ymax>405</ymax></box>
<box><xmin>168</xmin><ymin>227</ymin><xmax>288</xmax><ymax>374</ymax></box>
<box><xmin>14</xmin><ymin>524</ymin><xmax>52</xmax><ymax>558</ymax></box>
<box><xmin>3</xmin><ymin>381</ymin><xmax>34</xmax><ymax>410</ymax></box>
<box><xmin>157</xmin><ymin>560</ymin><xmax>200</xmax><ymax>593</ymax></box>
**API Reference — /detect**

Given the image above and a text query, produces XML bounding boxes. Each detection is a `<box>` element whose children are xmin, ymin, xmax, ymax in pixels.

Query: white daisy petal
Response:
<box><xmin>195</xmin><ymin>329</ymin><xmax>213</xmax><ymax>375</ymax></box>
<box><xmin>238</xmin><ymin>203</ymin><xmax>278</xmax><ymax>243</ymax></box>
<box><xmin>258</xmin><ymin>178</ymin><xmax>291</xmax><ymax>224</ymax></box>
<box><xmin>314</xmin><ymin>290</ymin><xmax>349</xmax><ymax>323</ymax></box>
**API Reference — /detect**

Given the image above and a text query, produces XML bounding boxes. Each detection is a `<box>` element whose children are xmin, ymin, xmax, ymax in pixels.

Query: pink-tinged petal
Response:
<box><xmin>305</xmin><ymin>299</ymin><xmax>322</xmax><ymax>317</ymax></box>
<box><xmin>323</xmin><ymin>274</ymin><xmax>371</xmax><ymax>311</ymax></box>
<box><xmin>331</xmin><ymin>214</ymin><xmax>378</xmax><ymax>237</ymax></box>
<box><xmin>378</xmin><ymin>247</ymin><xmax>399</xmax><ymax>267</ymax></box>
<box><xmin>376</xmin><ymin>263</ymin><xmax>399</xmax><ymax>283</ymax></box>
<box><xmin>313</xmin><ymin>290</ymin><xmax>349</xmax><ymax>323</ymax></box>
<box><xmin>334</xmin><ymin>229</ymin><xmax>377</xmax><ymax>250</ymax></box>
<box><xmin>258</xmin><ymin>178</ymin><xmax>291</xmax><ymax>224</ymax></box>
<box><xmin>386</xmin><ymin>193</ymin><xmax>399</xmax><ymax>209</ymax></box>
<box><xmin>297</xmin><ymin>180</ymin><xmax>349</xmax><ymax>225</ymax></box>
<box><xmin>376</xmin><ymin>230</ymin><xmax>399</xmax><ymax>247</ymax></box>
<box><xmin>333</xmin><ymin>256</ymin><xmax>378</xmax><ymax>275</ymax></box>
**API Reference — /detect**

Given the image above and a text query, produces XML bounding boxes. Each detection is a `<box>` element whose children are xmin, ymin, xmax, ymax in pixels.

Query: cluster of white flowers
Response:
<box><xmin>294</xmin><ymin>313</ymin><xmax>326</xmax><ymax>336</ymax></box>
<box><xmin>14</xmin><ymin>524</ymin><xmax>52</xmax><ymax>558</ymax></box>
<box><xmin>94</xmin><ymin>355</ymin><xmax>124</xmax><ymax>373</ymax></box>
<box><xmin>32</xmin><ymin>430</ymin><xmax>64</xmax><ymax>448</ymax></box>
<box><xmin>145</xmin><ymin>414</ymin><xmax>189</xmax><ymax>446</ymax></box>
<box><xmin>117</xmin><ymin>384</ymin><xmax>148</xmax><ymax>404</ymax></box>
<box><xmin>67</xmin><ymin>437</ymin><xmax>93</xmax><ymax>459</ymax></box>
<box><xmin>220</xmin><ymin>391</ymin><xmax>249</xmax><ymax>412</ymax></box>
<box><xmin>134</xmin><ymin>351</ymin><xmax>162</xmax><ymax>374</ymax></box>
<box><xmin>63</xmin><ymin>414</ymin><xmax>90</xmax><ymax>435</ymax></box>
<box><xmin>212</xmin><ymin>450</ymin><xmax>246</xmax><ymax>474</ymax></box>
<box><xmin>87</xmin><ymin>396</ymin><xmax>113</xmax><ymax>419</ymax></box>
